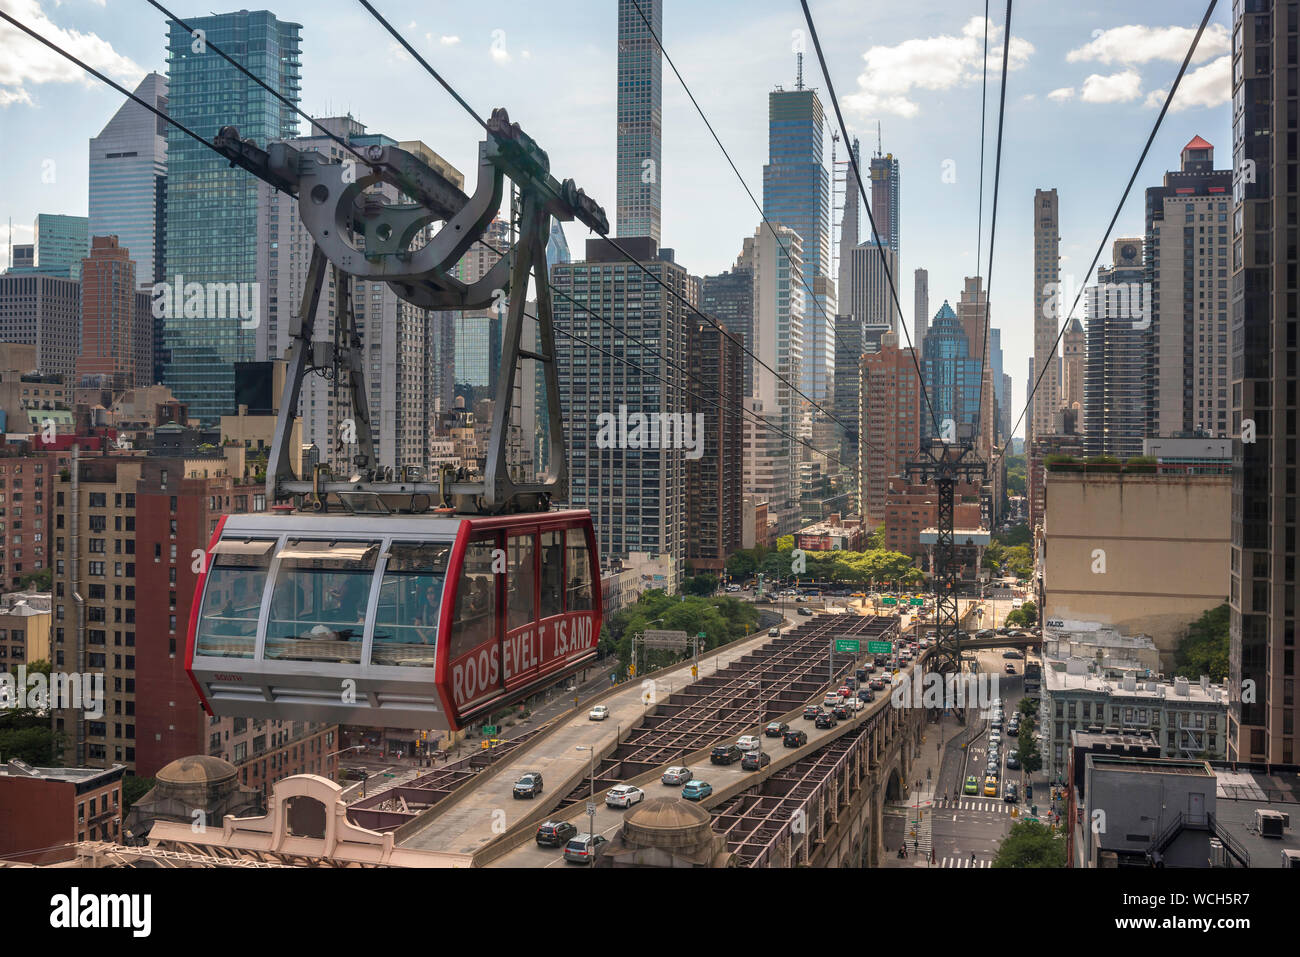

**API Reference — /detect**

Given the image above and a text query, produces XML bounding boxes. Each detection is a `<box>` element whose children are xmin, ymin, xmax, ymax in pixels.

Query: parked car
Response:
<box><xmin>741</xmin><ymin>750</ymin><xmax>772</xmax><ymax>771</ymax></box>
<box><xmin>605</xmin><ymin>784</ymin><xmax>645</xmax><ymax>808</ymax></box>
<box><xmin>736</xmin><ymin>735</ymin><xmax>762</xmax><ymax>752</ymax></box>
<box><xmin>563</xmin><ymin>833</ymin><xmax>608</xmax><ymax>864</ymax></box>
<box><xmin>661</xmin><ymin>765</ymin><xmax>692</xmax><ymax>785</ymax></box>
<box><xmin>589</xmin><ymin>705</ymin><xmax>610</xmax><ymax>721</ymax></box>
<box><xmin>963</xmin><ymin>775</ymin><xmax>979</xmax><ymax>795</ymax></box>
<box><xmin>783</xmin><ymin>729</ymin><xmax>808</xmax><ymax>748</ymax></box>
<box><xmin>1004</xmin><ymin>663</ymin><xmax>1016</xmax><ymax>674</ymax></box>
<box><xmin>681</xmin><ymin>780</ymin><xmax>713</xmax><ymax>801</ymax></box>
<box><xmin>815</xmin><ymin>711</ymin><xmax>838</xmax><ymax>729</ymax></box>
<box><xmin>764</xmin><ymin>721</ymin><xmax>789</xmax><ymax>738</ymax></box>
<box><xmin>536</xmin><ymin>820</ymin><xmax>578</xmax><ymax>847</ymax></box>
<box><xmin>802</xmin><ymin>704</ymin><xmax>822</xmax><ymax>721</ymax></box>
<box><xmin>710</xmin><ymin>744</ymin><xmax>743</xmax><ymax>765</ymax></box>
<box><xmin>984</xmin><ymin>776</ymin><xmax>998</xmax><ymax>797</ymax></box>
<box><xmin>513</xmin><ymin>772</ymin><xmax>544</xmax><ymax>799</ymax></box>
<box><xmin>1004</xmin><ymin>782</ymin><xmax>1019</xmax><ymax>803</ymax></box>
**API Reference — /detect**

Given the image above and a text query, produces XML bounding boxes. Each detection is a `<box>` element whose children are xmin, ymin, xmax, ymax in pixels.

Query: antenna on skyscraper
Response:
<box><xmin>796</xmin><ymin>51</ymin><xmax>804</xmax><ymax>90</ymax></box>
<box><xmin>877</xmin><ymin>121</ymin><xmax>882</xmax><ymax>157</ymax></box>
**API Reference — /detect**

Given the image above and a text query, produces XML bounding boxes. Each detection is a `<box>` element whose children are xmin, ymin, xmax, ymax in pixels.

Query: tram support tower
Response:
<box><xmin>213</xmin><ymin>108</ymin><xmax>608</xmax><ymax>516</ymax></box>
<box><xmin>905</xmin><ymin>428</ymin><xmax>986</xmax><ymax>706</ymax></box>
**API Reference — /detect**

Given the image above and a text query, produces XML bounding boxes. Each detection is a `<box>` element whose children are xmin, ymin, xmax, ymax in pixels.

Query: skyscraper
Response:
<box><xmin>1061</xmin><ymin>317</ymin><xmax>1085</xmax><ymax>430</ymax></box>
<box><xmin>1084</xmin><ymin>240</ymin><xmax>1147</xmax><ymax>458</ymax></box>
<box><xmin>737</xmin><ymin>223</ymin><xmax>804</xmax><ymax>526</ymax></box>
<box><xmin>764</xmin><ymin>70</ymin><xmax>833</xmax><ymax>402</ymax></box>
<box><xmin>990</xmin><ymin>326</ymin><xmax>1005</xmax><ymax>443</ymax></box>
<box><xmin>1229</xmin><ymin>0</ymin><xmax>1295</xmax><ymax>765</ymax></box>
<box><xmin>687</xmin><ymin>321</ymin><xmax>744</xmax><ymax>572</ymax></box>
<box><xmin>89</xmin><ymin>72</ymin><xmax>168</xmax><ymax>288</ymax></box>
<box><xmin>1146</xmin><ymin>135</ymin><xmax>1232</xmax><ymax>438</ymax></box>
<box><xmin>78</xmin><ymin>236</ymin><xmax>140</xmax><ymax>388</ymax></box>
<box><xmin>921</xmin><ymin>301</ymin><xmax>981</xmax><ymax>442</ymax></box>
<box><xmin>914</xmin><ymin>267</ymin><xmax>929</xmax><ymax>357</ymax></box>
<box><xmin>836</xmin><ymin>137</ymin><xmax>861</xmax><ymax>317</ymax></box>
<box><xmin>1030</xmin><ymin>188</ymin><xmax>1061</xmax><ymax>447</ymax></box>
<box><xmin>616</xmin><ymin>0</ymin><xmax>662</xmax><ymax>243</ymax></box>
<box><xmin>957</xmin><ymin>275</ymin><xmax>995</xmax><ymax>463</ymax></box>
<box><xmin>163</xmin><ymin>10</ymin><xmax>302</xmax><ymax>424</ymax></box>
<box><xmin>8</xmin><ymin>214</ymin><xmax>89</xmax><ymax>280</ymax></box>
<box><xmin>701</xmin><ymin>267</ymin><xmax>755</xmax><ymax>397</ymax></box>
<box><xmin>869</xmin><ymin>145</ymin><xmax>900</xmax><ymax>256</ymax></box>
<box><xmin>833</xmin><ymin>313</ymin><xmax>864</xmax><ymax>472</ymax></box>
<box><xmin>554</xmin><ymin>237</ymin><xmax>689</xmax><ymax>589</ymax></box>
<box><xmin>849</xmin><ymin>238</ymin><xmax>899</xmax><ymax>339</ymax></box>
<box><xmin>860</xmin><ymin>331</ymin><xmax>920</xmax><ymax>526</ymax></box>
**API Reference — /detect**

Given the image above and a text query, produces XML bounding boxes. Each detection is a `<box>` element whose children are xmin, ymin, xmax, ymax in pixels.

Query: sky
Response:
<box><xmin>0</xmin><ymin>0</ymin><xmax>1234</xmax><ymax>440</ymax></box>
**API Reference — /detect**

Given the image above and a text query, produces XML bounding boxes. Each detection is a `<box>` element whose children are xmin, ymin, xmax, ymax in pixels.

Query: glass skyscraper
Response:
<box><xmin>8</xmin><ymin>214</ymin><xmax>90</xmax><ymax>280</ymax></box>
<box><xmin>920</xmin><ymin>301</ymin><xmax>981</xmax><ymax>441</ymax></box>
<box><xmin>764</xmin><ymin>80</ymin><xmax>832</xmax><ymax>403</ymax></box>
<box><xmin>616</xmin><ymin>0</ymin><xmax>662</xmax><ymax>242</ymax></box>
<box><xmin>89</xmin><ymin>72</ymin><xmax>168</xmax><ymax>289</ymax></box>
<box><xmin>163</xmin><ymin>10</ymin><xmax>302</xmax><ymax>424</ymax></box>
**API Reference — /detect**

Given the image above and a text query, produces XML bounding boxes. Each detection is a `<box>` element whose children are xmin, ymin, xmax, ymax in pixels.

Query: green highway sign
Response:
<box><xmin>868</xmin><ymin>640</ymin><xmax>893</xmax><ymax>654</ymax></box>
<box><xmin>835</xmin><ymin>639</ymin><xmax>861</xmax><ymax>654</ymax></box>
<box><xmin>881</xmin><ymin>597</ymin><xmax>897</xmax><ymax>605</ymax></box>
<box><xmin>482</xmin><ymin>725</ymin><xmax>497</xmax><ymax>734</ymax></box>
<box><xmin>910</xmin><ymin>598</ymin><xmax>924</xmax><ymax>606</ymax></box>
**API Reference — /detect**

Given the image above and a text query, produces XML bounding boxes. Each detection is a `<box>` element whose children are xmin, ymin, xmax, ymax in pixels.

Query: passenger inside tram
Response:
<box><xmin>450</xmin><ymin>541</ymin><xmax>496</xmax><ymax>662</ymax></box>
<box><xmin>264</xmin><ymin>541</ymin><xmax>378</xmax><ymax>664</ymax></box>
<box><xmin>193</xmin><ymin>543</ymin><xmax>274</xmax><ymax>659</ymax></box>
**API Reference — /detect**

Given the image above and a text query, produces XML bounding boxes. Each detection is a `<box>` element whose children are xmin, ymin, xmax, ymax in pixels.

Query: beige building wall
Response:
<box><xmin>1043</xmin><ymin>471</ymin><xmax>1230</xmax><ymax>664</ymax></box>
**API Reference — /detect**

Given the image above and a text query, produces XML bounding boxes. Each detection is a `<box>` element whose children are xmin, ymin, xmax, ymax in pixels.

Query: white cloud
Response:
<box><xmin>1021</xmin><ymin>92</ymin><xmax>1035</xmax><ymax>102</ymax></box>
<box><xmin>1047</xmin><ymin>86</ymin><xmax>1074</xmax><ymax>102</ymax></box>
<box><xmin>387</xmin><ymin>41</ymin><xmax>411</xmax><ymax>64</ymax></box>
<box><xmin>0</xmin><ymin>0</ymin><xmax>145</xmax><ymax>104</ymax></box>
<box><xmin>1080</xmin><ymin>69</ymin><xmax>1142</xmax><ymax>104</ymax></box>
<box><xmin>842</xmin><ymin>16</ymin><xmax>1034</xmax><ymax>119</ymax></box>
<box><xmin>1144</xmin><ymin>55</ymin><xmax>1230</xmax><ymax>112</ymax></box>
<box><xmin>439</xmin><ymin>35</ymin><xmax>460</xmax><ymax>46</ymax></box>
<box><xmin>1067</xmin><ymin>23</ymin><xmax>1229</xmax><ymax>66</ymax></box>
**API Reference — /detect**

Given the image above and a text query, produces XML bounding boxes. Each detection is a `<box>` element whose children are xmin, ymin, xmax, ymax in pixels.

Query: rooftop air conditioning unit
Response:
<box><xmin>1282</xmin><ymin>849</ymin><xmax>1300</xmax><ymax>869</ymax></box>
<box><xmin>1255</xmin><ymin>809</ymin><xmax>1288</xmax><ymax>838</ymax></box>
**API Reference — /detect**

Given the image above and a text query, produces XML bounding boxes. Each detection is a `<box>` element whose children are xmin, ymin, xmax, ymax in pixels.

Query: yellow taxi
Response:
<box><xmin>983</xmin><ymin>775</ymin><xmax>998</xmax><ymax>797</ymax></box>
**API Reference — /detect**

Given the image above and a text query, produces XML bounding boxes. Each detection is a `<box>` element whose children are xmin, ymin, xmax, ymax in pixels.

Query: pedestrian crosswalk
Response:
<box><xmin>939</xmin><ymin>856</ymin><xmax>992</xmax><ymax>868</ymax></box>
<box><xmin>933</xmin><ymin>797</ymin><xmax>1016</xmax><ymax>814</ymax></box>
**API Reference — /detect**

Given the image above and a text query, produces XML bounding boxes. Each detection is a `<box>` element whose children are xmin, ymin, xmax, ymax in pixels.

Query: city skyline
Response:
<box><xmin>0</xmin><ymin>0</ymin><xmax>1233</xmax><ymax>438</ymax></box>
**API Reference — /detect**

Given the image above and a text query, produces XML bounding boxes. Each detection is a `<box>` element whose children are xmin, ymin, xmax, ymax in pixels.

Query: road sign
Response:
<box><xmin>835</xmin><ymin>639</ymin><xmax>861</xmax><ymax>654</ymax></box>
<box><xmin>482</xmin><ymin>725</ymin><xmax>497</xmax><ymax>734</ymax></box>
<box><xmin>643</xmin><ymin>629</ymin><xmax>689</xmax><ymax>650</ymax></box>
<box><xmin>910</xmin><ymin>598</ymin><xmax>924</xmax><ymax>606</ymax></box>
<box><xmin>586</xmin><ymin>802</ymin><xmax>597</xmax><ymax>816</ymax></box>
<box><xmin>868</xmin><ymin>640</ymin><xmax>893</xmax><ymax>654</ymax></box>
<box><xmin>882</xmin><ymin>597</ymin><xmax>897</xmax><ymax>605</ymax></box>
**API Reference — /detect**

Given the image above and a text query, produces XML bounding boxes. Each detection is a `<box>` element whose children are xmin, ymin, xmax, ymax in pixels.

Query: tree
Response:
<box><xmin>1004</xmin><ymin>454</ymin><xmax>1027</xmax><ymax>497</ymax></box>
<box><xmin>866</xmin><ymin>525</ymin><xmax>887</xmax><ymax>550</ymax></box>
<box><xmin>685</xmin><ymin>574</ymin><xmax>717</xmax><ymax>596</ymax></box>
<box><xmin>993</xmin><ymin>820</ymin><xmax>1066</xmax><ymax>867</ymax></box>
<box><xmin>1173</xmin><ymin>602</ymin><xmax>1229</xmax><ymax>682</ymax></box>
<box><xmin>123</xmin><ymin>775</ymin><xmax>155</xmax><ymax>812</ymax></box>
<box><xmin>1019</xmin><ymin>600</ymin><xmax>1038</xmax><ymax>626</ymax></box>
<box><xmin>15</xmin><ymin>568</ymin><xmax>52</xmax><ymax>592</ymax></box>
<box><xmin>995</xmin><ymin>522</ymin><xmax>1031</xmax><ymax>547</ymax></box>
<box><xmin>1017</xmin><ymin>716</ymin><xmax>1042</xmax><ymax>776</ymax></box>
<box><xmin>776</xmin><ymin>535</ymin><xmax>795</xmax><ymax>551</ymax></box>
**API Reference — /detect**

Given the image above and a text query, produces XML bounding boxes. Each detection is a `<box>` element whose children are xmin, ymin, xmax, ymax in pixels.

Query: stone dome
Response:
<box><xmin>155</xmin><ymin>755</ymin><xmax>238</xmax><ymax>787</ymax></box>
<box><xmin>621</xmin><ymin>797</ymin><xmax>713</xmax><ymax>849</ymax></box>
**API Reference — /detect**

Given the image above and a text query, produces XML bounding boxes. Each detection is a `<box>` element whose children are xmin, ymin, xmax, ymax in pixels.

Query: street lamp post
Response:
<box><xmin>575</xmin><ymin>745</ymin><xmax>596</xmax><ymax>860</ymax></box>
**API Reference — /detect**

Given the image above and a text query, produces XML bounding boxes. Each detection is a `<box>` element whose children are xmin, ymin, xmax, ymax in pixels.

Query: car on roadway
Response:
<box><xmin>815</xmin><ymin>711</ymin><xmax>838</xmax><ymax>729</ymax></box>
<box><xmin>513</xmin><ymin>772</ymin><xmax>544</xmax><ymax>799</ymax></box>
<box><xmin>681</xmin><ymin>780</ymin><xmax>713</xmax><ymax>801</ymax></box>
<box><xmin>864</xmin><ymin>662</ymin><xmax>877</xmax><ymax>674</ymax></box>
<box><xmin>797</xmin><ymin>606</ymin><xmax>814</xmax><ymax>617</ymax></box>
<box><xmin>783</xmin><ymin>729</ymin><xmax>808</xmax><ymax>748</ymax></box>
<box><xmin>857</xmin><ymin>688</ymin><xmax>875</xmax><ymax>702</ymax></box>
<box><xmin>741</xmin><ymin>750</ymin><xmax>772</xmax><ymax>771</ymax></box>
<box><xmin>802</xmin><ymin>704</ymin><xmax>822</xmax><ymax>721</ymax></box>
<box><xmin>661</xmin><ymin>766</ymin><xmax>692</xmax><ymax>785</ymax></box>
<box><xmin>989</xmin><ymin>730</ymin><xmax>1001</xmax><ymax>745</ymax></box>
<box><xmin>536</xmin><ymin>820</ymin><xmax>578</xmax><ymax>847</ymax></box>
<box><xmin>1002</xmin><ymin>649</ymin><xmax>1022</xmax><ymax>658</ymax></box>
<box><xmin>589</xmin><ymin>705</ymin><xmax>610</xmax><ymax>721</ymax></box>
<box><xmin>846</xmin><ymin>696</ymin><xmax>865</xmax><ymax>712</ymax></box>
<box><xmin>736</xmin><ymin>735</ymin><xmax>762</xmax><ymax>752</ymax></box>
<box><xmin>964</xmin><ymin>776</ymin><xmax>979</xmax><ymax>795</ymax></box>
<box><xmin>768</xmin><ymin>626</ymin><xmax>781</xmax><ymax>637</ymax></box>
<box><xmin>711</xmin><ymin>744</ymin><xmax>744</xmax><ymax>765</ymax></box>
<box><xmin>1004</xmin><ymin>782</ymin><xmax>1019</xmax><ymax>803</ymax></box>
<box><xmin>1006</xmin><ymin>752</ymin><xmax>1020</xmax><ymax>770</ymax></box>
<box><xmin>823</xmin><ymin>694</ymin><xmax>843</xmax><ymax>709</ymax></box>
<box><xmin>869</xmin><ymin>678</ymin><xmax>886</xmax><ymax>691</ymax></box>
<box><xmin>563</xmin><ymin>833</ymin><xmax>608</xmax><ymax>864</ymax></box>
<box><xmin>606</xmin><ymin>784</ymin><xmax>645</xmax><ymax>808</ymax></box>
<box><xmin>832</xmin><ymin>703</ymin><xmax>852</xmax><ymax>721</ymax></box>
<box><xmin>765</xmin><ymin>721</ymin><xmax>789</xmax><ymax>738</ymax></box>
<box><xmin>984</xmin><ymin>776</ymin><xmax>998</xmax><ymax>797</ymax></box>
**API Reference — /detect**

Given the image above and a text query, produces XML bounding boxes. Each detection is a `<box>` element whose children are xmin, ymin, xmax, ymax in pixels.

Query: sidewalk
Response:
<box><xmin>885</xmin><ymin>711</ymin><xmax>971</xmax><ymax>867</ymax></box>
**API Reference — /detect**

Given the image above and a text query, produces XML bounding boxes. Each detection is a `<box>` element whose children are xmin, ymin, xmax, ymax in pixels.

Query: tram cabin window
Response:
<box><xmin>566</xmin><ymin>533</ymin><xmax>592</xmax><ymax>611</ymax></box>
<box><xmin>507</xmin><ymin>534</ymin><xmax>537</xmax><ymax>632</ymax></box>
<box><xmin>370</xmin><ymin>542</ymin><xmax>449</xmax><ymax>668</ymax></box>
<box><xmin>193</xmin><ymin>539</ymin><xmax>276</xmax><ymax>658</ymax></box>
<box><xmin>264</xmin><ymin>540</ymin><xmax>379</xmax><ymax>664</ymax></box>
<box><xmin>451</xmin><ymin>540</ymin><xmax>496</xmax><ymax>661</ymax></box>
<box><xmin>539</xmin><ymin>531</ymin><xmax>564</xmax><ymax>619</ymax></box>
